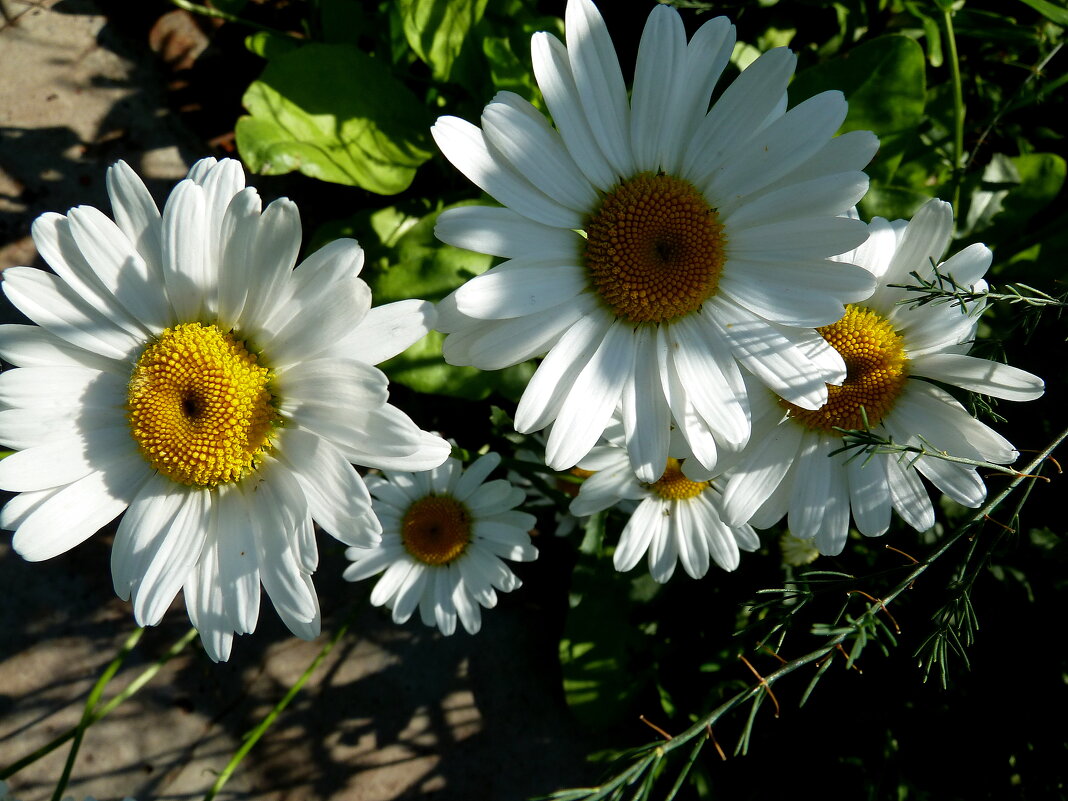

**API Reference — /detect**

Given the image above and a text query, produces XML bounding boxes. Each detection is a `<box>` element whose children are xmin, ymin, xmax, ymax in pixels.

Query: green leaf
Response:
<box><xmin>244</xmin><ymin>31</ymin><xmax>301</xmax><ymax>61</ymax></box>
<box><xmin>1015</xmin><ymin>0</ymin><xmax>1068</xmax><ymax>24</ymax></box>
<box><xmin>236</xmin><ymin>43</ymin><xmax>432</xmax><ymax>193</ymax></box>
<box><xmin>791</xmin><ymin>35</ymin><xmax>926</xmax><ymax>135</ymax></box>
<box><xmin>977</xmin><ymin>153</ymin><xmax>1067</xmax><ymax>243</ymax></box>
<box><xmin>398</xmin><ymin>0</ymin><xmax>489</xmax><ymax>81</ymax></box>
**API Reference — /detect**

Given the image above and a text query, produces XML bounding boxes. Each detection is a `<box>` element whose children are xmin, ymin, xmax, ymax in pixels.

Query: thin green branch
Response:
<box><xmin>0</xmin><ymin>628</ymin><xmax>197</xmax><ymax>782</ymax></box>
<box><xmin>889</xmin><ymin>267</ymin><xmax>1068</xmax><ymax>312</ymax></box>
<box><xmin>168</xmin><ymin>0</ymin><xmax>295</xmax><ymax>36</ymax></box>
<box><xmin>546</xmin><ymin>423</ymin><xmax>1068</xmax><ymax>800</ymax></box>
<box><xmin>50</xmin><ymin>628</ymin><xmax>144</xmax><ymax>801</ymax></box>
<box><xmin>941</xmin><ymin>3</ymin><xmax>965</xmax><ymax>216</ymax></box>
<box><xmin>202</xmin><ymin>622</ymin><xmax>351</xmax><ymax>801</ymax></box>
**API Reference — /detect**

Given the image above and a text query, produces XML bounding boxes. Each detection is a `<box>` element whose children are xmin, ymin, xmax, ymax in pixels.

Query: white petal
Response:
<box><xmin>846</xmin><ymin>452</ymin><xmax>891</xmax><ymax>537</ymax></box>
<box><xmin>435</xmin><ymin>205</ymin><xmax>580</xmax><ymax>259</ymax></box>
<box><xmin>335</xmin><ymin>299</ymin><xmax>435</xmax><ymax>365</ymax></box>
<box><xmin>216</xmin><ymin>187</ymin><xmax>263</xmax><ymax>330</ymax></box>
<box><xmin>0</xmin><ymin>426</ymin><xmax>133</xmax><ymax>491</ymax></box>
<box><xmin>721</xmin><ymin>419</ymin><xmax>801</xmax><ymax>526</ymax></box>
<box><xmin>514</xmin><ymin>311</ymin><xmax>609</xmax><ymax>433</ymax></box>
<box><xmin>531</xmin><ymin>31</ymin><xmax>618</xmax><ymax>190</ymax></box>
<box><xmin>621</xmin><ymin>325</ymin><xmax>670</xmax><ymax>483</ymax></box>
<box><xmin>106</xmin><ymin>160</ymin><xmax>163</xmax><ymax>279</ymax></box>
<box><xmin>787</xmin><ymin>431</ymin><xmax>831</xmax><ymax>541</ymax></box>
<box><xmin>565</xmin><ymin>0</ymin><xmax>633</xmax><ymax>178</ymax></box>
<box><xmin>237</xmin><ymin>197</ymin><xmax>303</xmax><ymax>328</ymax></box>
<box><xmin>630</xmin><ymin>5</ymin><xmax>687</xmax><ymax>173</ymax></box>
<box><xmin>885</xmin><ymin>455</ymin><xmax>935</xmax><ymax>532</ymax></box>
<box><xmin>544</xmin><ymin>318</ymin><xmax>633</xmax><ymax>470</ymax></box>
<box><xmin>481</xmin><ymin>91</ymin><xmax>599</xmax><ymax>212</ymax></box>
<box><xmin>453</xmin><ymin>259</ymin><xmax>587</xmax><ymax>320</ymax></box>
<box><xmin>277</xmin><ymin>428</ymin><xmax>380</xmax><ymax>547</ymax></box>
<box><xmin>909</xmin><ymin>353</ymin><xmax>1044</xmax><ymax>401</ymax></box>
<box><xmin>442</xmin><ymin>294</ymin><xmax>597</xmax><ymax>369</ymax></box>
<box><xmin>12</xmin><ymin>454</ymin><xmax>148</xmax><ymax>562</ymax></box>
<box><xmin>707</xmin><ymin>297</ymin><xmax>842</xmax><ymax>409</ymax></box>
<box><xmin>2</xmin><ymin>266</ymin><xmax>142</xmax><ymax>361</ymax></box>
<box><xmin>432</xmin><ymin>116</ymin><xmax>582</xmax><ymax>229</ymax></box>
<box><xmin>161</xmin><ymin>179</ymin><xmax>210</xmax><ymax>322</ymax></box>
<box><xmin>133</xmin><ymin>487</ymin><xmax>210</xmax><ymax>627</ymax></box>
<box><xmin>614</xmin><ymin>498</ymin><xmax>662</xmax><ymax>572</ymax></box>
<box><xmin>720</xmin><ymin>258</ymin><xmax>874</xmax><ymax>327</ymax></box>
<box><xmin>0</xmin><ymin>323</ymin><xmax>126</xmax><ymax>374</ymax></box>
<box><xmin>66</xmin><ymin>206</ymin><xmax>170</xmax><ymax>330</ymax></box>
<box><xmin>682</xmin><ymin>48</ymin><xmax>796</xmax><ymax>182</ymax></box>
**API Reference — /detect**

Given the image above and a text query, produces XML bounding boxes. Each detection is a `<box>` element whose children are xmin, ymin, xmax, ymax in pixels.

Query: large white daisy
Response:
<box><xmin>569</xmin><ymin>429</ymin><xmax>759</xmax><ymax>583</ymax></box>
<box><xmin>343</xmin><ymin>452</ymin><xmax>537</xmax><ymax>635</ymax></box>
<box><xmin>431</xmin><ymin>0</ymin><xmax>878</xmax><ymax>483</ymax></box>
<box><xmin>720</xmin><ymin>199</ymin><xmax>1045</xmax><ymax>555</ymax></box>
<box><xmin>0</xmin><ymin>158</ymin><xmax>450</xmax><ymax>661</ymax></box>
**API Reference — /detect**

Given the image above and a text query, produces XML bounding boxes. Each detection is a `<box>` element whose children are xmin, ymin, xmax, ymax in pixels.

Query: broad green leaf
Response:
<box><xmin>791</xmin><ymin>35</ymin><xmax>926</xmax><ymax>135</ymax></box>
<box><xmin>398</xmin><ymin>0</ymin><xmax>489</xmax><ymax>81</ymax></box>
<box><xmin>244</xmin><ymin>31</ymin><xmax>301</xmax><ymax>61</ymax></box>
<box><xmin>979</xmin><ymin>153</ymin><xmax>1067</xmax><ymax>246</ymax></box>
<box><xmin>236</xmin><ymin>43</ymin><xmax>432</xmax><ymax>193</ymax></box>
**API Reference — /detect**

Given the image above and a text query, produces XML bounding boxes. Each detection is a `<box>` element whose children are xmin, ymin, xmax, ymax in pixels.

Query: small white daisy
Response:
<box><xmin>343</xmin><ymin>453</ymin><xmax>538</xmax><ymax>635</ymax></box>
<box><xmin>0</xmin><ymin>158</ymin><xmax>450</xmax><ymax>661</ymax></box>
<box><xmin>432</xmin><ymin>0</ymin><xmax>878</xmax><ymax>483</ymax></box>
<box><xmin>721</xmin><ymin>199</ymin><xmax>1045</xmax><ymax>555</ymax></box>
<box><xmin>569</xmin><ymin>432</ymin><xmax>759</xmax><ymax>583</ymax></box>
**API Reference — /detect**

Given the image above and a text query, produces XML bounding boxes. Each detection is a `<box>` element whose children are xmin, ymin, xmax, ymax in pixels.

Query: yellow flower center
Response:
<box><xmin>126</xmin><ymin>323</ymin><xmax>277</xmax><ymax>487</ymax></box>
<box><xmin>584</xmin><ymin>172</ymin><xmax>726</xmax><ymax>324</ymax></box>
<box><xmin>401</xmin><ymin>495</ymin><xmax>472</xmax><ymax>566</ymax></box>
<box><xmin>784</xmin><ymin>305</ymin><xmax>909</xmax><ymax>433</ymax></box>
<box><xmin>649</xmin><ymin>458</ymin><xmax>708</xmax><ymax>500</ymax></box>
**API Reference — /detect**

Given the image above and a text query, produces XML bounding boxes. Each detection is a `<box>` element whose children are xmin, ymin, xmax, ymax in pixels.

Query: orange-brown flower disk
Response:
<box><xmin>584</xmin><ymin>173</ymin><xmax>726</xmax><ymax>324</ymax></box>
<box><xmin>400</xmin><ymin>495</ymin><xmax>473</xmax><ymax>566</ymax></box>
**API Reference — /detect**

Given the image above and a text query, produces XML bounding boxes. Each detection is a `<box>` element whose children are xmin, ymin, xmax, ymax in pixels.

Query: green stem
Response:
<box><xmin>0</xmin><ymin>628</ymin><xmax>197</xmax><ymax>781</ymax></box>
<box><xmin>50</xmin><ymin>628</ymin><xmax>144</xmax><ymax>801</ymax></box>
<box><xmin>552</xmin><ymin>421</ymin><xmax>1068</xmax><ymax>799</ymax></box>
<box><xmin>942</xmin><ymin>4</ymin><xmax>965</xmax><ymax>217</ymax></box>
<box><xmin>168</xmin><ymin>0</ymin><xmax>292</xmax><ymax>36</ymax></box>
<box><xmin>202</xmin><ymin>623</ymin><xmax>350</xmax><ymax>801</ymax></box>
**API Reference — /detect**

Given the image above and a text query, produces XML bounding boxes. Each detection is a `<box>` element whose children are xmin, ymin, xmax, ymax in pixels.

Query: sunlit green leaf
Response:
<box><xmin>236</xmin><ymin>43</ymin><xmax>431</xmax><ymax>193</ymax></box>
<box><xmin>791</xmin><ymin>35</ymin><xmax>926</xmax><ymax>134</ymax></box>
<box><xmin>398</xmin><ymin>0</ymin><xmax>489</xmax><ymax>81</ymax></box>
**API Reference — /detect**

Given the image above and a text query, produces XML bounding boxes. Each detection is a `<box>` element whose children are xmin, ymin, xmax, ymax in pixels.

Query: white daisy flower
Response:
<box><xmin>0</xmin><ymin>158</ymin><xmax>450</xmax><ymax>661</ymax></box>
<box><xmin>569</xmin><ymin>433</ymin><xmax>759</xmax><ymax>583</ymax></box>
<box><xmin>720</xmin><ymin>198</ymin><xmax>1045</xmax><ymax>555</ymax></box>
<box><xmin>431</xmin><ymin>0</ymin><xmax>879</xmax><ymax>483</ymax></box>
<box><xmin>343</xmin><ymin>452</ymin><xmax>538</xmax><ymax>635</ymax></box>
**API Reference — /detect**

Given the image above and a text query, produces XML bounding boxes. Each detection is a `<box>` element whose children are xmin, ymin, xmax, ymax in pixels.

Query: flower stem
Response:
<box><xmin>0</xmin><ymin>627</ymin><xmax>197</xmax><ymax>782</ymax></box>
<box><xmin>202</xmin><ymin>622</ymin><xmax>351</xmax><ymax>801</ymax></box>
<box><xmin>942</xmin><ymin>4</ymin><xmax>965</xmax><ymax>217</ymax></box>
<box><xmin>49</xmin><ymin>628</ymin><xmax>144</xmax><ymax>801</ymax></box>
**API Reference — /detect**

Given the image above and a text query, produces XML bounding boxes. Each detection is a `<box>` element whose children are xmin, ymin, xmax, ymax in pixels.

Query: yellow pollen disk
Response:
<box><xmin>401</xmin><ymin>495</ymin><xmax>473</xmax><ymax>566</ymax></box>
<box><xmin>127</xmin><ymin>323</ymin><xmax>277</xmax><ymax>488</ymax></box>
<box><xmin>785</xmin><ymin>305</ymin><xmax>910</xmax><ymax>433</ymax></box>
<box><xmin>584</xmin><ymin>172</ymin><xmax>726</xmax><ymax>324</ymax></box>
<box><xmin>649</xmin><ymin>458</ymin><xmax>708</xmax><ymax>501</ymax></box>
